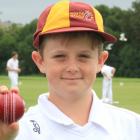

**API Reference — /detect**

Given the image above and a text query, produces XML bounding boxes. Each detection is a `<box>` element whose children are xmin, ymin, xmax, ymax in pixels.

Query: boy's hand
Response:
<box><xmin>0</xmin><ymin>85</ymin><xmax>22</xmax><ymax>140</ymax></box>
<box><xmin>0</xmin><ymin>122</ymin><xmax>19</xmax><ymax>140</ymax></box>
<box><xmin>17</xmin><ymin>68</ymin><xmax>21</xmax><ymax>73</ymax></box>
<box><xmin>0</xmin><ymin>85</ymin><xmax>9</xmax><ymax>93</ymax></box>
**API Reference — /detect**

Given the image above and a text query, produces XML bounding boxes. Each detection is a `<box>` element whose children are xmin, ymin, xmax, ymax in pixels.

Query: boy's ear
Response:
<box><xmin>31</xmin><ymin>51</ymin><xmax>45</xmax><ymax>74</ymax></box>
<box><xmin>97</xmin><ymin>51</ymin><xmax>109</xmax><ymax>73</ymax></box>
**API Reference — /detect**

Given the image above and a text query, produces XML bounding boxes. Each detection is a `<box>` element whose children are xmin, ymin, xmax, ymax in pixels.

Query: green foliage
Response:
<box><xmin>96</xmin><ymin>1</ymin><xmax>140</xmax><ymax>77</ymax></box>
<box><xmin>0</xmin><ymin>19</ymin><xmax>38</xmax><ymax>75</ymax></box>
<box><xmin>0</xmin><ymin>2</ymin><xmax>140</xmax><ymax>77</ymax></box>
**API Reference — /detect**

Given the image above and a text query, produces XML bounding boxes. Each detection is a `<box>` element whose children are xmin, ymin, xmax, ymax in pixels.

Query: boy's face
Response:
<box><xmin>32</xmin><ymin>37</ymin><xmax>108</xmax><ymax>99</ymax></box>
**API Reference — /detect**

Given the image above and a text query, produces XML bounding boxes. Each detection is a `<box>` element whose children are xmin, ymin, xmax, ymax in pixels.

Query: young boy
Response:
<box><xmin>0</xmin><ymin>1</ymin><xmax>140</xmax><ymax>140</ymax></box>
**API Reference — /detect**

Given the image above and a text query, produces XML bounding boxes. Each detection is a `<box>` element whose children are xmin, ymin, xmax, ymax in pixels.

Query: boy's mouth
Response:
<box><xmin>61</xmin><ymin>77</ymin><xmax>82</xmax><ymax>80</ymax></box>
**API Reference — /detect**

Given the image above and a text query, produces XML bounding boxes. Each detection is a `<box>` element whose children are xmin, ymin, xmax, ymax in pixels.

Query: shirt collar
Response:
<box><xmin>38</xmin><ymin>91</ymin><xmax>113</xmax><ymax>133</ymax></box>
<box><xmin>38</xmin><ymin>93</ymin><xmax>74</xmax><ymax>125</ymax></box>
<box><xmin>89</xmin><ymin>90</ymin><xmax>114</xmax><ymax>134</ymax></box>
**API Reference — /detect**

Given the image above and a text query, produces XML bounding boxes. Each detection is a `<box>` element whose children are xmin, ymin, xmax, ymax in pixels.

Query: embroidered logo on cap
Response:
<box><xmin>70</xmin><ymin>10</ymin><xmax>94</xmax><ymax>22</ymax></box>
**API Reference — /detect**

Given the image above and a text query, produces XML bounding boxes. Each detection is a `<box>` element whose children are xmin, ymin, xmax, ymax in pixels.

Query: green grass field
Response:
<box><xmin>0</xmin><ymin>75</ymin><xmax>140</xmax><ymax>114</ymax></box>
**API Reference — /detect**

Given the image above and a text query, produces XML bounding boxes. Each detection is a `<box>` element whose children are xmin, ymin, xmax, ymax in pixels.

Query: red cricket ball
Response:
<box><xmin>0</xmin><ymin>90</ymin><xmax>25</xmax><ymax>124</ymax></box>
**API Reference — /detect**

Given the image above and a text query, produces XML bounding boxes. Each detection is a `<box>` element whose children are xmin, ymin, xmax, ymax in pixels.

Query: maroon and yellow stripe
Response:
<box><xmin>42</xmin><ymin>1</ymin><xmax>70</xmax><ymax>33</ymax></box>
<box><xmin>41</xmin><ymin>1</ymin><xmax>104</xmax><ymax>34</ymax></box>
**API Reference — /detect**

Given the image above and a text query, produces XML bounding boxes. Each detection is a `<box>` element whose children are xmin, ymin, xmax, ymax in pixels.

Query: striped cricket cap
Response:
<box><xmin>33</xmin><ymin>0</ymin><xmax>117</xmax><ymax>48</ymax></box>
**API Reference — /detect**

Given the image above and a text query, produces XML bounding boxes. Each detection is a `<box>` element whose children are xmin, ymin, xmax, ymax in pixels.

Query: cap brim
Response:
<box><xmin>40</xmin><ymin>27</ymin><xmax>117</xmax><ymax>43</ymax></box>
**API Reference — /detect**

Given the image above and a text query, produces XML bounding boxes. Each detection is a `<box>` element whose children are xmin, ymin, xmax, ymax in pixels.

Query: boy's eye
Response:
<box><xmin>53</xmin><ymin>54</ymin><xmax>66</xmax><ymax>59</ymax></box>
<box><xmin>53</xmin><ymin>54</ymin><xmax>66</xmax><ymax>60</ymax></box>
<box><xmin>78</xmin><ymin>54</ymin><xmax>91</xmax><ymax>58</ymax></box>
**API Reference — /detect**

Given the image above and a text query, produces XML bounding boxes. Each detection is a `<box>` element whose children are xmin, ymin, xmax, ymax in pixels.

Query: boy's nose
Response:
<box><xmin>65</xmin><ymin>59</ymin><xmax>79</xmax><ymax>73</ymax></box>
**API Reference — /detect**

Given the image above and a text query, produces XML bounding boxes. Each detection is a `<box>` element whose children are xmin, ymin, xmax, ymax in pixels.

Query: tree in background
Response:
<box><xmin>96</xmin><ymin>0</ymin><xmax>140</xmax><ymax>77</ymax></box>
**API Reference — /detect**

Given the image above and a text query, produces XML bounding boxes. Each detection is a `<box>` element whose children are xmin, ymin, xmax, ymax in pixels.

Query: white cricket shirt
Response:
<box><xmin>7</xmin><ymin>58</ymin><xmax>19</xmax><ymax>77</ymax></box>
<box><xmin>101</xmin><ymin>65</ymin><xmax>114</xmax><ymax>78</ymax></box>
<box><xmin>15</xmin><ymin>91</ymin><xmax>140</xmax><ymax>140</ymax></box>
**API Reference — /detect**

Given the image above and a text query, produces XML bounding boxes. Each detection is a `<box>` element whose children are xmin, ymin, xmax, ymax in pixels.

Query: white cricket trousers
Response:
<box><xmin>102</xmin><ymin>78</ymin><xmax>113</xmax><ymax>103</ymax></box>
<box><xmin>9</xmin><ymin>74</ymin><xmax>18</xmax><ymax>88</ymax></box>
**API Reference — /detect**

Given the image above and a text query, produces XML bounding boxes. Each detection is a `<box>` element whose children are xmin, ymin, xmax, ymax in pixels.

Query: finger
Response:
<box><xmin>7</xmin><ymin>122</ymin><xmax>19</xmax><ymax>139</ymax></box>
<box><xmin>0</xmin><ymin>85</ymin><xmax>9</xmax><ymax>94</ymax></box>
<box><xmin>9</xmin><ymin>122</ymin><xmax>19</xmax><ymax>132</ymax></box>
<box><xmin>0</xmin><ymin>122</ymin><xmax>19</xmax><ymax>140</ymax></box>
<box><xmin>11</xmin><ymin>87</ymin><xmax>20</xmax><ymax>94</ymax></box>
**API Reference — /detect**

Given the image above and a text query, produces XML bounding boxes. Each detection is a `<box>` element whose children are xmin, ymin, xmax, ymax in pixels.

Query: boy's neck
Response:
<box><xmin>48</xmin><ymin>91</ymin><xmax>93</xmax><ymax>126</ymax></box>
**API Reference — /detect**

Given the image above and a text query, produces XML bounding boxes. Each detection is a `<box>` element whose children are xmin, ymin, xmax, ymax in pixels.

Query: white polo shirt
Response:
<box><xmin>101</xmin><ymin>65</ymin><xmax>114</xmax><ymax>78</ymax></box>
<box><xmin>15</xmin><ymin>91</ymin><xmax>140</xmax><ymax>140</ymax></box>
<box><xmin>7</xmin><ymin>58</ymin><xmax>19</xmax><ymax>77</ymax></box>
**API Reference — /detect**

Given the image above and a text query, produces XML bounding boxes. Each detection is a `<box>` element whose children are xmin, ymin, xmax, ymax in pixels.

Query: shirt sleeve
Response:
<box><xmin>7</xmin><ymin>60</ymin><xmax>11</xmax><ymax>68</ymax></box>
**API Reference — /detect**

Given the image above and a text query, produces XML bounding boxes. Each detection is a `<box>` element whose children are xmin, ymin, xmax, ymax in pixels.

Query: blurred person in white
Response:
<box><xmin>6</xmin><ymin>51</ymin><xmax>21</xmax><ymax>88</ymax></box>
<box><xmin>101</xmin><ymin>64</ymin><xmax>116</xmax><ymax>104</ymax></box>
